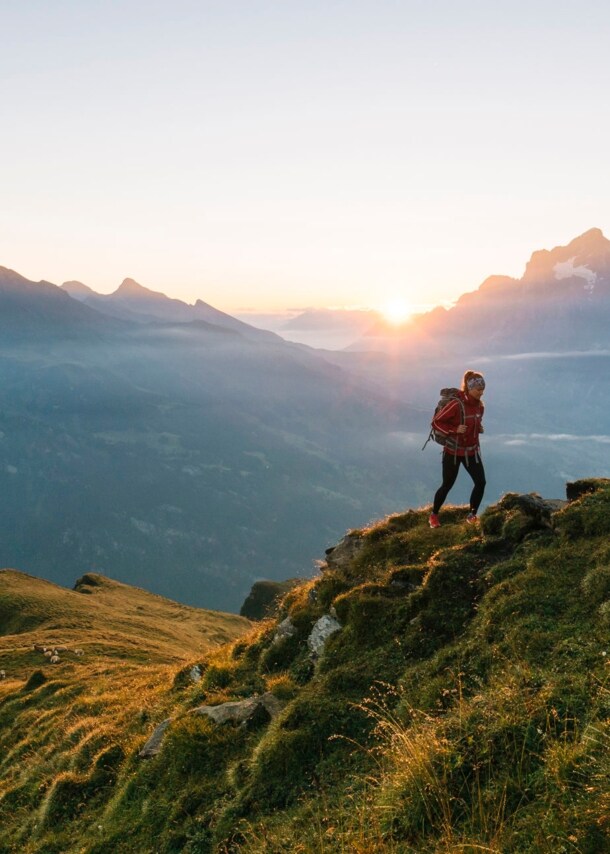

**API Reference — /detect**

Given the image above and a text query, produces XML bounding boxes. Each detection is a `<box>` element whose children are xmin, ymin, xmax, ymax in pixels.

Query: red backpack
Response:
<box><xmin>422</xmin><ymin>388</ymin><xmax>466</xmax><ymax>451</ymax></box>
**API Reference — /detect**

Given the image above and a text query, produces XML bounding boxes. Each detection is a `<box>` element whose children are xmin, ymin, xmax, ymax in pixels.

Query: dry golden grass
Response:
<box><xmin>0</xmin><ymin>568</ymin><xmax>251</xmax><ymax>675</ymax></box>
<box><xmin>0</xmin><ymin>569</ymin><xmax>252</xmax><ymax>851</ymax></box>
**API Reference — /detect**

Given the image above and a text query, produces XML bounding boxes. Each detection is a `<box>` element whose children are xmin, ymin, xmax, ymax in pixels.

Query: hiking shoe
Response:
<box><xmin>466</xmin><ymin>512</ymin><xmax>478</xmax><ymax>524</ymax></box>
<box><xmin>429</xmin><ymin>513</ymin><xmax>441</xmax><ymax>529</ymax></box>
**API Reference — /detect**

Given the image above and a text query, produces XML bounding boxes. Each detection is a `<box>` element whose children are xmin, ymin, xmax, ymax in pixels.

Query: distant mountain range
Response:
<box><xmin>61</xmin><ymin>283</ymin><xmax>381</xmax><ymax>351</ymax></box>
<box><xmin>0</xmin><ymin>266</ymin><xmax>422</xmax><ymax>612</ymax></box>
<box><xmin>349</xmin><ymin>227</ymin><xmax>610</xmax><ymax>356</ymax></box>
<box><xmin>61</xmin><ymin>277</ymin><xmax>279</xmax><ymax>341</ymax></box>
<box><xmin>2</xmin><ymin>228</ymin><xmax>610</xmax><ymax>612</ymax></box>
<box><xmin>274</xmin><ymin>308</ymin><xmax>380</xmax><ymax>350</ymax></box>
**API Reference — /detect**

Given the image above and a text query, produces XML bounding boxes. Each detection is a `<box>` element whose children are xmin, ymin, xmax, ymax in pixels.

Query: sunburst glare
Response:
<box><xmin>380</xmin><ymin>298</ymin><xmax>412</xmax><ymax>326</ymax></box>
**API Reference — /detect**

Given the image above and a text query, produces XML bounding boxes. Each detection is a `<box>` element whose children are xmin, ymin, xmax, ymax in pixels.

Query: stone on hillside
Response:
<box><xmin>188</xmin><ymin>665</ymin><xmax>203</xmax><ymax>683</ymax></box>
<box><xmin>272</xmin><ymin>616</ymin><xmax>297</xmax><ymax>646</ymax></box>
<box><xmin>139</xmin><ymin>718</ymin><xmax>172</xmax><ymax>758</ymax></box>
<box><xmin>139</xmin><ymin>693</ymin><xmax>286</xmax><ymax>759</ymax></box>
<box><xmin>173</xmin><ymin>662</ymin><xmax>207</xmax><ymax>689</ymax></box>
<box><xmin>498</xmin><ymin>493</ymin><xmax>567</xmax><ymax>527</ymax></box>
<box><xmin>307</xmin><ymin>614</ymin><xmax>342</xmax><ymax>657</ymax></box>
<box><xmin>193</xmin><ymin>692</ymin><xmax>285</xmax><ymax>727</ymax></box>
<box><xmin>324</xmin><ymin>533</ymin><xmax>365</xmax><ymax>571</ymax></box>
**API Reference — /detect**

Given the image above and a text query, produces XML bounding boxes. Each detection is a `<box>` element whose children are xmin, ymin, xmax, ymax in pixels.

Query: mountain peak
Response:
<box><xmin>62</xmin><ymin>280</ymin><xmax>96</xmax><ymax>296</ymax></box>
<box><xmin>565</xmin><ymin>227</ymin><xmax>610</xmax><ymax>253</ymax></box>
<box><xmin>112</xmin><ymin>279</ymin><xmax>171</xmax><ymax>302</ymax></box>
<box><xmin>115</xmin><ymin>278</ymin><xmax>149</xmax><ymax>296</ymax></box>
<box><xmin>0</xmin><ymin>265</ymin><xmax>33</xmax><ymax>287</ymax></box>
<box><xmin>523</xmin><ymin>227</ymin><xmax>610</xmax><ymax>285</ymax></box>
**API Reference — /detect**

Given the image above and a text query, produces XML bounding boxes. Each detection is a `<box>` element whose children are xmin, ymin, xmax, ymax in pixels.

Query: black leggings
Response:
<box><xmin>433</xmin><ymin>454</ymin><xmax>486</xmax><ymax>515</ymax></box>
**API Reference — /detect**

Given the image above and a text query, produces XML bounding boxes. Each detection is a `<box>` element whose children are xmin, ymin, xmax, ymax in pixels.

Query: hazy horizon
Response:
<box><xmin>2</xmin><ymin>1</ymin><xmax>609</xmax><ymax>315</ymax></box>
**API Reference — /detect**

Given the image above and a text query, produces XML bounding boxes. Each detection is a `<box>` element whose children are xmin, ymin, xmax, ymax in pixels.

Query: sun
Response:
<box><xmin>379</xmin><ymin>297</ymin><xmax>412</xmax><ymax>326</ymax></box>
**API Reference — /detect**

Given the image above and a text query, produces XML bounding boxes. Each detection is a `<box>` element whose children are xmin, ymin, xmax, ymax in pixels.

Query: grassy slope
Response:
<box><xmin>1</xmin><ymin>484</ymin><xmax>610</xmax><ymax>853</ymax></box>
<box><xmin>0</xmin><ymin>570</ymin><xmax>250</xmax><ymax>666</ymax></box>
<box><xmin>0</xmin><ymin>571</ymin><xmax>250</xmax><ymax>854</ymax></box>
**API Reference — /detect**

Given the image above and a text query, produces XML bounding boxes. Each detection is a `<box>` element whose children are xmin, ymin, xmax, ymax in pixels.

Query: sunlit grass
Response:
<box><xmin>2</xmin><ymin>483</ymin><xmax>610</xmax><ymax>852</ymax></box>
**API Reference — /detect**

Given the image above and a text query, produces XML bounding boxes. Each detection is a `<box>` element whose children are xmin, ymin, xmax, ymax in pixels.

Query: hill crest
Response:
<box><xmin>1</xmin><ymin>479</ymin><xmax>609</xmax><ymax>851</ymax></box>
<box><xmin>0</xmin><ymin>569</ymin><xmax>250</xmax><ymax>667</ymax></box>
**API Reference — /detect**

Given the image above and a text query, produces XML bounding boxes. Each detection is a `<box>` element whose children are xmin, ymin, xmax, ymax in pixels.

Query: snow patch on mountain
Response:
<box><xmin>553</xmin><ymin>256</ymin><xmax>597</xmax><ymax>292</ymax></box>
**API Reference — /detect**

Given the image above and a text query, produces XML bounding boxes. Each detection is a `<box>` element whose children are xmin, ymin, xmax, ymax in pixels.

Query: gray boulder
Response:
<box><xmin>272</xmin><ymin>616</ymin><xmax>297</xmax><ymax>646</ymax></box>
<box><xmin>139</xmin><ymin>718</ymin><xmax>172</xmax><ymax>758</ymax></box>
<box><xmin>139</xmin><ymin>693</ymin><xmax>286</xmax><ymax>758</ymax></box>
<box><xmin>324</xmin><ymin>532</ymin><xmax>365</xmax><ymax>572</ymax></box>
<box><xmin>193</xmin><ymin>692</ymin><xmax>284</xmax><ymax>726</ymax></box>
<box><xmin>188</xmin><ymin>665</ymin><xmax>203</xmax><ymax>684</ymax></box>
<box><xmin>307</xmin><ymin>614</ymin><xmax>342</xmax><ymax>657</ymax></box>
<box><xmin>499</xmin><ymin>493</ymin><xmax>568</xmax><ymax>527</ymax></box>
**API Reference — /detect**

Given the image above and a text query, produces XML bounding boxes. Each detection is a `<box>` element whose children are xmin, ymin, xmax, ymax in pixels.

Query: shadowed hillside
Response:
<box><xmin>0</xmin><ymin>265</ymin><xmax>422</xmax><ymax>613</ymax></box>
<box><xmin>1</xmin><ymin>481</ymin><xmax>609</xmax><ymax>852</ymax></box>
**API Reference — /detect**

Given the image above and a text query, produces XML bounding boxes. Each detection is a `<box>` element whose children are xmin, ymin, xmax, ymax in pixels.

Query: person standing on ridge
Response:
<box><xmin>428</xmin><ymin>371</ymin><xmax>486</xmax><ymax>528</ymax></box>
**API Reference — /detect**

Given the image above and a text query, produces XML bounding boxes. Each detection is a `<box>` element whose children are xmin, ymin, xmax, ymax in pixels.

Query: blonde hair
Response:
<box><xmin>462</xmin><ymin>370</ymin><xmax>485</xmax><ymax>393</ymax></box>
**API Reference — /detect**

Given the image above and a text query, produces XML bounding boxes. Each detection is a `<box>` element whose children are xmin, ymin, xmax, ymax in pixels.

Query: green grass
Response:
<box><xmin>1</xmin><ymin>485</ymin><xmax>610</xmax><ymax>852</ymax></box>
<box><xmin>0</xmin><ymin>570</ymin><xmax>251</xmax><ymax>854</ymax></box>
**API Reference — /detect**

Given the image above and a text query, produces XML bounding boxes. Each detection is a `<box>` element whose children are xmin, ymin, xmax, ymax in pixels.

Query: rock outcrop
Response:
<box><xmin>272</xmin><ymin>616</ymin><xmax>297</xmax><ymax>646</ymax></box>
<box><xmin>139</xmin><ymin>692</ymin><xmax>286</xmax><ymax>758</ymax></box>
<box><xmin>240</xmin><ymin>579</ymin><xmax>299</xmax><ymax>620</ymax></box>
<box><xmin>193</xmin><ymin>692</ymin><xmax>284</xmax><ymax>726</ymax></box>
<box><xmin>324</xmin><ymin>533</ymin><xmax>365</xmax><ymax>571</ymax></box>
<box><xmin>307</xmin><ymin>613</ymin><xmax>342</xmax><ymax>657</ymax></box>
<box><xmin>139</xmin><ymin>719</ymin><xmax>173</xmax><ymax>758</ymax></box>
<box><xmin>499</xmin><ymin>493</ymin><xmax>567</xmax><ymax>526</ymax></box>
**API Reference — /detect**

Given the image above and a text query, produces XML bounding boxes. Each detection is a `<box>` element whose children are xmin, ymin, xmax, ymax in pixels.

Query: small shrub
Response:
<box><xmin>265</xmin><ymin>673</ymin><xmax>299</xmax><ymax>701</ymax></box>
<box><xmin>556</xmin><ymin>488</ymin><xmax>610</xmax><ymax>539</ymax></box>
<box><xmin>90</xmin><ymin>744</ymin><xmax>125</xmax><ymax>788</ymax></box>
<box><xmin>24</xmin><ymin>669</ymin><xmax>47</xmax><ymax>691</ymax></box>
<box><xmin>290</xmin><ymin>655</ymin><xmax>315</xmax><ymax>685</ymax></box>
<box><xmin>598</xmin><ymin>600</ymin><xmax>610</xmax><ymax>626</ymax></box>
<box><xmin>259</xmin><ymin>634</ymin><xmax>301</xmax><ymax>673</ymax></box>
<box><xmin>201</xmin><ymin>663</ymin><xmax>235</xmax><ymax>691</ymax></box>
<box><xmin>43</xmin><ymin>773</ymin><xmax>89</xmax><ymax>825</ymax></box>
<box><xmin>231</xmin><ymin>622</ymin><xmax>276</xmax><ymax>664</ymax></box>
<box><xmin>501</xmin><ymin>510</ymin><xmax>537</xmax><ymax>543</ymax></box>
<box><xmin>481</xmin><ymin>505</ymin><xmax>505</xmax><ymax>537</ymax></box>
<box><xmin>582</xmin><ymin>565</ymin><xmax>610</xmax><ymax>605</ymax></box>
<box><xmin>246</xmin><ymin>693</ymin><xmax>369</xmax><ymax>808</ymax></box>
<box><xmin>316</xmin><ymin>574</ymin><xmax>351</xmax><ymax>610</ymax></box>
<box><xmin>484</xmin><ymin>558</ymin><xmax>525</xmax><ymax>585</ymax></box>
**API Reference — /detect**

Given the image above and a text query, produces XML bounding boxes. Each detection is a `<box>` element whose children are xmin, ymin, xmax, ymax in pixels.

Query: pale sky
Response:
<box><xmin>2</xmin><ymin>1</ymin><xmax>609</xmax><ymax>313</ymax></box>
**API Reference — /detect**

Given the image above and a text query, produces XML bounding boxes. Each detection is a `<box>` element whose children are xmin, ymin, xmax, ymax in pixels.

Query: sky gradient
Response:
<box><xmin>2</xmin><ymin>1</ymin><xmax>609</xmax><ymax>314</ymax></box>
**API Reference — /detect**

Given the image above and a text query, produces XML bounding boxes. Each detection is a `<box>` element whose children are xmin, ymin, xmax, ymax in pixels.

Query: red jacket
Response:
<box><xmin>432</xmin><ymin>391</ymin><xmax>484</xmax><ymax>457</ymax></box>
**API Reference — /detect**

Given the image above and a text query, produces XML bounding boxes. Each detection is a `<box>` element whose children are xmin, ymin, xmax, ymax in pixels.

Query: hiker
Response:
<box><xmin>428</xmin><ymin>371</ymin><xmax>486</xmax><ymax>528</ymax></box>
